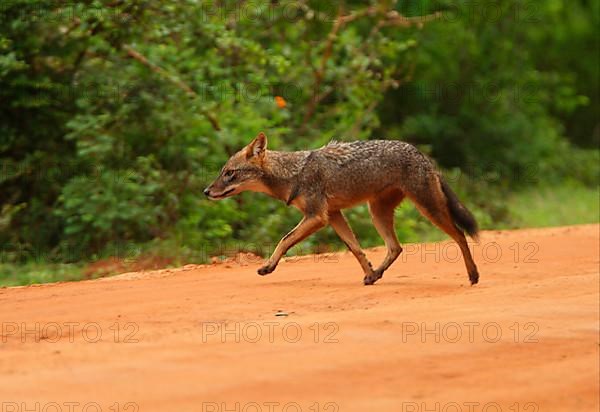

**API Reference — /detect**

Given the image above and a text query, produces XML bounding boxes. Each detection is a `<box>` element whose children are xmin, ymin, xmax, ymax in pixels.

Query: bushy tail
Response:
<box><xmin>440</xmin><ymin>179</ymin><xmax>479</xmax><ymax>240</ymax></box>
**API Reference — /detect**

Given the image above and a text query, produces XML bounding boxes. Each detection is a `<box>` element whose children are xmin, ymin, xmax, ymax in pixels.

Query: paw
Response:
<box><xmin>363</xmin><ymin>269</ymin><xmax>384</xmax><ymax>286</ymax></box>
<box><xmin>469</xmin><ymin>271</ymin><xmax>479</xmax><ymax>285</ymax></box>
<box><xmin>258</xmin><ymin>264</ymin><xmax>276</xmax><ymax>276</ymax></box>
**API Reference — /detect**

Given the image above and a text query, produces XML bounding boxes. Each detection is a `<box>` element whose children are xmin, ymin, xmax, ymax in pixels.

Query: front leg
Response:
<box><xmin>258</xmin><ymin>214</ymin><xmax>327</xmax><ymax>276</ymax></box>
<box><xmin>328</xmin><ymin>211</ymin><xmax>377</xmax><ymax>284</ymax></box>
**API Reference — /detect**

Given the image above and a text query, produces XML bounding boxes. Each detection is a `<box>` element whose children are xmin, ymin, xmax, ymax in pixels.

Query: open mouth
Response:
<box><xmin>209</xmin><ymin>188</ymin><xmax>235</xmax><ymax>199</ymax></box>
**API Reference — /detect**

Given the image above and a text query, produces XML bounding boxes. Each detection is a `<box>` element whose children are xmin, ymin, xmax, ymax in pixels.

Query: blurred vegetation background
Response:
<box><xmin>1</xmin><ymin>0</ymin><xmax>598</xmax><ymax>285</ymax></box>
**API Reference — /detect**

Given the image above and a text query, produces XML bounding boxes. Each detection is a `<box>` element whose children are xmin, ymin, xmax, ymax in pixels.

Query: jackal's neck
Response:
<box><xmin>259</xmin><ymin>150</ymin><xmax>310</xmax><ymax>202</ymax></box>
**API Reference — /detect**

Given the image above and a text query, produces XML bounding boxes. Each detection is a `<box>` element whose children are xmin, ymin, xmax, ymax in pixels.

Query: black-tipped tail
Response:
<box><xmin>440</xmin><ymin>179</ymin><xmax>479</xmax><ymax>240</ymax></box>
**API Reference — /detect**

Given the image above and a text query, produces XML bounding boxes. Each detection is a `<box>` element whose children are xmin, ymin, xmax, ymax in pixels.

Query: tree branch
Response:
<box><xmin>301</xmin><ymin>6</ymin><xmax>441</xmax><ymax>130</ymax></box>
<box><xmin>382</xmin><ymin>10</ymin><xmax>442</xmax><ymax>28</ymax></box>
<box><xmin>123</xmin><ymin>44</ymin><xmax>221</xmax><ymax>131</ymax></box>
<box><xmin>302</xmin><ymin>5</ymin><xmax>346</xmax><ymax>127</ymax></box>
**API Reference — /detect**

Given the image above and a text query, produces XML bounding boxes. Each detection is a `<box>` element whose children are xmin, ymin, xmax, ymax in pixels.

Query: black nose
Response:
<box><xmin>203</xmin><ymin>188</ymin><xmax>210</xmax><ymax>196</ymax></box>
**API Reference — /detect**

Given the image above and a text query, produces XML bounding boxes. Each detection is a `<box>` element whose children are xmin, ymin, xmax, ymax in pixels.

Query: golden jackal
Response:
<box><xmin>205</xmin><ymin>133</ymin><xmax>479</xmax><ymax>285</ymax></box>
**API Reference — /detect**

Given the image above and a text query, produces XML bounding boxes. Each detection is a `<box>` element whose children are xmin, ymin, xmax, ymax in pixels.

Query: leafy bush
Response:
<box><xmin>0</xmin><ymin>0</ymin><xmax>597</xmax><ymax>271</ymax></box>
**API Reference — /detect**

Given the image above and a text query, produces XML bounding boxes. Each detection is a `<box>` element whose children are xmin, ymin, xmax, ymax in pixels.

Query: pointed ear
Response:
<box><xmin>246</xmin><ymin>132</ymin><xmax>268</xmax><ymax>159</ymax></box>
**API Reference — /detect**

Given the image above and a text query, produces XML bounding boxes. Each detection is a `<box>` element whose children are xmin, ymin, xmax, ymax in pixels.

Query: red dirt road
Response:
<box><xmin>1</xmin><ymin>225</ymin><xmax>598</xmax><ymax>412</ymax></box>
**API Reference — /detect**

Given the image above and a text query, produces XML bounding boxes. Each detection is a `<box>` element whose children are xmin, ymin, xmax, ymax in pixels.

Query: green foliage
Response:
<box><xmin>502</xmin><ymin>183</ymin><xmax>600</xmax><ymax>229</ymax></box>
<box><xmin>379</xmin><ymin>0</ymin><xmax>598</xmax><ymax>183</ymax></box>
<box><xmin>55</xmin><ymin>162</ymin><xmax>164</xmax><ymax>258</ymax></box>
<box><xmin>0</xmin><ymin>262</ymin><xmax>84</xmax><ymax>287</ymax></box>
<box><xmin>1</xmin><ymin>0</ymin><xmax>598</xmax><ymax>281</ymax></box>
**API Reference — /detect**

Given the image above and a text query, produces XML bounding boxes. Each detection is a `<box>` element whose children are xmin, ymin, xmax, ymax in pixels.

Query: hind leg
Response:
<box><xmin>434</xmin><ymin>216</ymin><xmax>479</xmax><ymax>285</ymax></box>
<box><xmin>408</xmin><ymin>185</ymin><xmax>479</xmax><ymax>285</ymax></box>
<box><xmin>367</xmin><ymin>189</ymin><xmax>405</xmax><ymax>285</ymax></box>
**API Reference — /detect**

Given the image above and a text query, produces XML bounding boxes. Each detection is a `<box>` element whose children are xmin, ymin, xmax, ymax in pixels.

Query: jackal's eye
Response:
<box><xmin>224</xmin><ymin>169</ymin><xmax>236</xmax><ymax>179</ymax></box>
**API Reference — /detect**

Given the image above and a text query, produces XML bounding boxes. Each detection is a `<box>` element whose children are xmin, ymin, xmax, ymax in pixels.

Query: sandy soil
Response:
<box><xmin>1</xmin><ymin>224</ymin><xmax>598</xmax><ymax>412</ymax></box>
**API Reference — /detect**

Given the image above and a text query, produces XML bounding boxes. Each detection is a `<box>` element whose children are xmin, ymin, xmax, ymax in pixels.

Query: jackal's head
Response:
<box><xmin>204</xmin><ymin>132</ymin><xmax>269</xmax><ymax>200</ymax></box>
